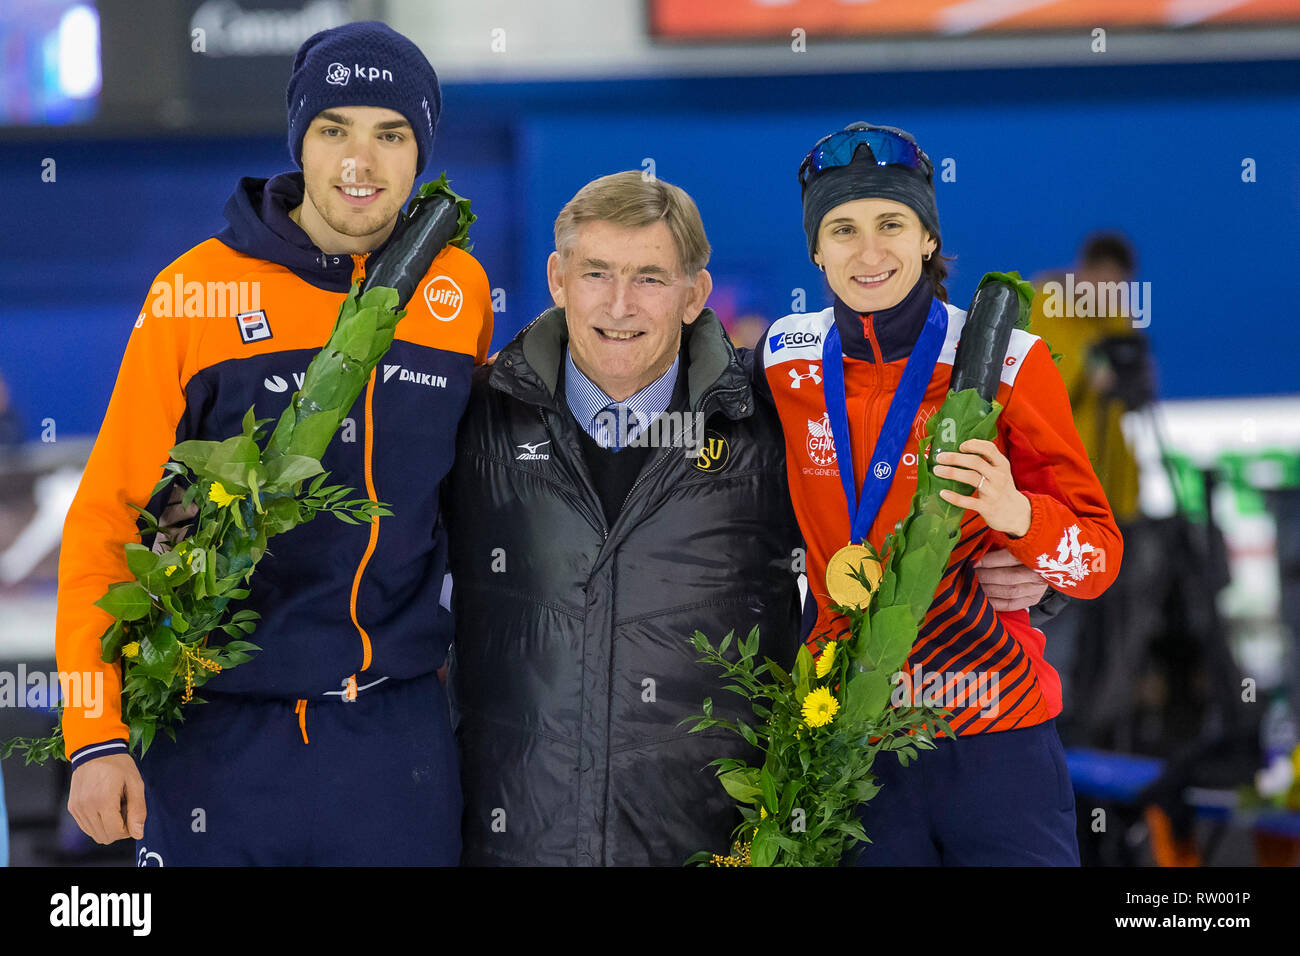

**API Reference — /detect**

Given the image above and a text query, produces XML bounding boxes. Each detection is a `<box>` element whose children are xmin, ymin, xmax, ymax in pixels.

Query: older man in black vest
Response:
<box><xmin>444</xmin><ymin>171</ymin><xmax>803</xmax><ymax>866</ymax></box>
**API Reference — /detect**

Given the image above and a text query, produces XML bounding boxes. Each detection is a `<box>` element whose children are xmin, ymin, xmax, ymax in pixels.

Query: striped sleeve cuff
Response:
<box><xmin>69</xmin><ymin>739</ymin><xmax>130</xmax><ymax>770</ymax></box>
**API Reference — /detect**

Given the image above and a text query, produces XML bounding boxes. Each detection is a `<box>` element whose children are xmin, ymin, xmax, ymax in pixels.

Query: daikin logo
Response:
<box><xmin>383</xmin><ymin>364</ymin><xmax>447</xmax><ymax>389</ymax></box>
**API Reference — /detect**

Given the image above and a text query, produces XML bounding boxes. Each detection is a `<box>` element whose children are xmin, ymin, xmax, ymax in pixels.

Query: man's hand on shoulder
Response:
<box><xmin>973</xmin><ymin>548</ymin><xmax>1048</xmax><ymax>612</ymax></box>
<box><xmin>68</xmin><ymin>752</ymin><xmax>147</xmax><ymax>844</ymax></box>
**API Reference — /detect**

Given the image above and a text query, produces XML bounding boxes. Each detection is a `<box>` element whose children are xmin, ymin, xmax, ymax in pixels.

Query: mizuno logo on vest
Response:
<box><xmin>516</xmin><ymin>440</ymin><xmax>550</xmax><ymax>461</ymax></box>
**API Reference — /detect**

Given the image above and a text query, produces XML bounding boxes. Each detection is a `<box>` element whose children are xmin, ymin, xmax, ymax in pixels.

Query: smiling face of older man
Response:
<box><xmin>544</xmin><ymin>172</ymin><xmax>713</xmax><ymax>403</ymax></box>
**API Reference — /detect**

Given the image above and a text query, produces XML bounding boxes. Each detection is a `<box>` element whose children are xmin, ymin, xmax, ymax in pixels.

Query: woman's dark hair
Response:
<box><xmin>923</xmin><ymin>236</ymin><xmax>953</xmax><ymax>304</ymax></box>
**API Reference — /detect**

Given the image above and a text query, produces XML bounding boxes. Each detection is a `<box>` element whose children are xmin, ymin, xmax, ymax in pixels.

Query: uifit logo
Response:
<box><xmin>424</xmin><ymin>275</ymin><xmax>463</xmax><ymax>321</ymax></box>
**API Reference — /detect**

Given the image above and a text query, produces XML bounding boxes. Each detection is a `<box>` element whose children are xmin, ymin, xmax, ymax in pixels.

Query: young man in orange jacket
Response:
<box><xmin>56</xmin><ymin>22</ymin><xmax>492</xmax><ymax>865</ymax></box>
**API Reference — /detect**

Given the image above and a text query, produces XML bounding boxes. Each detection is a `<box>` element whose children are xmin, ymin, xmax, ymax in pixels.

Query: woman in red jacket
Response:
<box><xmin>758</xmin><ymin>122</ymin><xmax>1123</xmax><ymax>864</ymax></box>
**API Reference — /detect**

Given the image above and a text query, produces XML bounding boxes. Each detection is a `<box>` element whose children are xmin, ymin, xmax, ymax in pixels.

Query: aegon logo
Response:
<box><xmin>424</xmin><ymin>275</ymin><xmax>463</xmax><ymax>321</ymax></box>
<box><xmin>769</xmin><ymin>330</ymin><xmax>822</xmax><ymax>353</ymax></box>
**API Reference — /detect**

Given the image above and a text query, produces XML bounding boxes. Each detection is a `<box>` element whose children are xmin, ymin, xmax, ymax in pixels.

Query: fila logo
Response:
<box><xmin>516</xmin><ymin>440</ymin><xmax>550</xmax><ymax>461</ymax></box>
<box><xmin>263</xmin><ymin>372</ymin><xmax>306</xmax><ymax>393</ymax></box>
<box><xmin>383</xmin><ymin>364</ymin><xmax>448</xmax><ymax>388</ymax></box>
<box><xmin>789</xmin><ymin>364</ymin><xmax>821</xmax><ymax>388</ymax></box>
<box><xmin>424</xmin><ymin>275</ymin><xmax>463</xmax><ymax>322</ymax></box>
<box><xmin>237</xmin><ymin>310</ymin><xmax>272</xmax><ymax>343</ymax></box>
<box><xmin>769</xmin><ymin>329</ymin><xmax>822</xmax><ymax>353</ymax></box>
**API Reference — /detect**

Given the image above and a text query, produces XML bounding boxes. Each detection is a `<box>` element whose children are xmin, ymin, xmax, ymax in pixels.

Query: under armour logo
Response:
<box><xmin>789</xmin><ymin>364</ymin><xmax>822</xmax><ymax>388</ymax></box>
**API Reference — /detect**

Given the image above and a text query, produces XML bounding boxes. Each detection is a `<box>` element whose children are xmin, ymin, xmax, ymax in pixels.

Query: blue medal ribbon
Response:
<box><xmin>821</xmin><ymin>298</ymin><xmax>949</xmax><ymax>544</ymax></box>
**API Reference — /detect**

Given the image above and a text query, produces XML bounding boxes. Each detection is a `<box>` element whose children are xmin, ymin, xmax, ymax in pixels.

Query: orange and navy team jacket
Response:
<box><xmin>56</xmin><ymin>172</ymin><xmax>493</xmax><ymax>768</ymax></box>
<box><xmin>759</xmin><ymin>277</ymin><xmax>1122</xmax><ymax>736</ymax></box>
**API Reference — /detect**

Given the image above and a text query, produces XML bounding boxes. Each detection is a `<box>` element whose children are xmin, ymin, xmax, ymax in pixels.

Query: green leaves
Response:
<box><xmin>205</xmin><ymin>435</ymin><xmax>261</xmax><ymax>491</ymax></box>
<box><xmin>719</xmin><ymin>768</ymin><xmax>762</xmax><ymax>804</ymax></box>
<box><xmin>95</xmin><ymin>581</ymin><xmax>152</xmax><ymax>622</ymax></box>
<box><xmin>842</xmin><ymin>667</ymin><xmax>894</xmax><ymax>725</ymax></box>
<box><xmin>283</xmin><ymin>407</ymin><xmax>341</xmax><ymax>461</ymax></box>
<box><xmin>170</xmin><ymin>439</ymin><xmax>218</xmax><ymax>475</ymax></box>
<box><xmin>262</xmin><ymin>454</ymin><xmax>324</xmax><ymax>492</ymax></box>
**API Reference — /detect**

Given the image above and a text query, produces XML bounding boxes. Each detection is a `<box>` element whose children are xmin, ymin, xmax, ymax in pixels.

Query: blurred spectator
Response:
<box><xmin>724</xmin><ymin>313</ymin><xmax>769</xmax><ymax>350</ymax></box>
<box><xmin>1029</xmin><ymin>233</ymin><xmax>1151</xmax><ymax>524</ymax></box>
<box><xmin>1030</xmin><ymin>233</ymin><xmax>1156</xmax><ymax>742</ymax></box>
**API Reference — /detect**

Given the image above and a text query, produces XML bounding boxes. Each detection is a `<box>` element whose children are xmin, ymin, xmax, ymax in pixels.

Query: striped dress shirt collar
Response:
<box><xmin>564</xmin><ymin>348</ymin><xmax>680</xmax><ymax>449</ymax></box>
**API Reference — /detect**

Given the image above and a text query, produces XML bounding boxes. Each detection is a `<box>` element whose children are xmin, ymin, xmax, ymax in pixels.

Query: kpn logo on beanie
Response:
<box><xmin>324</xmin><ymin>61</ymin><xmax>395</xmax><ymax>86</ymax></box>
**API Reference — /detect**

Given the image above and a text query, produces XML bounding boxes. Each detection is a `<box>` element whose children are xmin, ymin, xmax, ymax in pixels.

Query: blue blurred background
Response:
<box><xmin>4</xmin><ymin>59</ymin><xmax>1299</xmax><ymax>436</ymax></box>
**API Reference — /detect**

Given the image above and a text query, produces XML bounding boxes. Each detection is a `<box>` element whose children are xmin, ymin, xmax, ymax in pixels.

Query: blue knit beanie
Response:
<box><xmin>286</xmin><ymin>21</ymin><xmax>440</xmax><ymax>176</ymax></box>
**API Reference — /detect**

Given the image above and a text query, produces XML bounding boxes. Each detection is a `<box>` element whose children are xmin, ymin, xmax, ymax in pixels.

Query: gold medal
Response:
<box><xmin>825</xmin><ymin>544</ymin><xmax>883</xmax><ymax>611</ymax></box>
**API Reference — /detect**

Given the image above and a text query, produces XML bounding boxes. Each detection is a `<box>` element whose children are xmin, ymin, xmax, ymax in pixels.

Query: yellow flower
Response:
<box><xmin>815</xmin><ymin>642</ymin><xmax>835</xmax><ymax>679</ymax></box>
<box><xmin>208</xmin><ymin>481</ymin><xmax>244</xmax><ymax>508</ymax></box>
<box><xmin>802</xmin><ymin>686</ymin><xmax>839</xmax><ymax>728</ymax></box>
<box><xmin>163</xmin><ymin>565</ymin><xmax>177</xmax><ymax>577</ymax></box>
<box><xmin>759</xmin><ymin>806</ymin><xmax>768</xmax><ymax>819</ymax></box>
<box><xmin>122</xmin><ymin>642</ymin><xmax>140</xmax><ymax>659</ymax></box>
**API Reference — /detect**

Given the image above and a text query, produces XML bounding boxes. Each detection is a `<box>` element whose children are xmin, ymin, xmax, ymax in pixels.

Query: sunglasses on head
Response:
<box><xmin>798</xmin><ymin>124</ymin><xmax>934</xmax><ymax>192</ymax></box>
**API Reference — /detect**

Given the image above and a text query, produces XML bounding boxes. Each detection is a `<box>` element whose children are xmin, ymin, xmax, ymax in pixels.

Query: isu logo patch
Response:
<box><xmin>693</xmin><ymin>432</ymin><xmax>730</xmax><ymax>473</ymax></box>
<box><xmin>236</xmin><ymin>310</ymin><xmax>272</xmax><ymax>343</ymax></box>
<box><xmin>806</xmin><ymin>413</ymin><xmax>837</xmax><ymax>466</ymax></box>
<box><xmin>423</xmin><ymin>275</ymin><xmax>463</xmax><ymax>322</ymax></box>
<box><xmin>1035</xmin><ymin>524</ymin><xmax>1095</xmax><ymax>588</ymax></box>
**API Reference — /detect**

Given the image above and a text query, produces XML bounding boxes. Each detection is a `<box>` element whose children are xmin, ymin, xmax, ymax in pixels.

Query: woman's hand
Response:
<box><xmin>933</xmin><ymin>438</ymin><xmax>1032</xmax><ymax>538</ymax></box>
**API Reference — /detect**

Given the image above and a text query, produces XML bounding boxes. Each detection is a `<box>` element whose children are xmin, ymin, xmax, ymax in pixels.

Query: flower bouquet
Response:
<box><xmin>688</xmin><ymin>272</ymin><xmax>1035</xmax><ymax>866</ymax></box>
<box><xmin>3</xmin><ymin>175</ymin><xmax>474</xmax><ymax>765</ymax></box>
